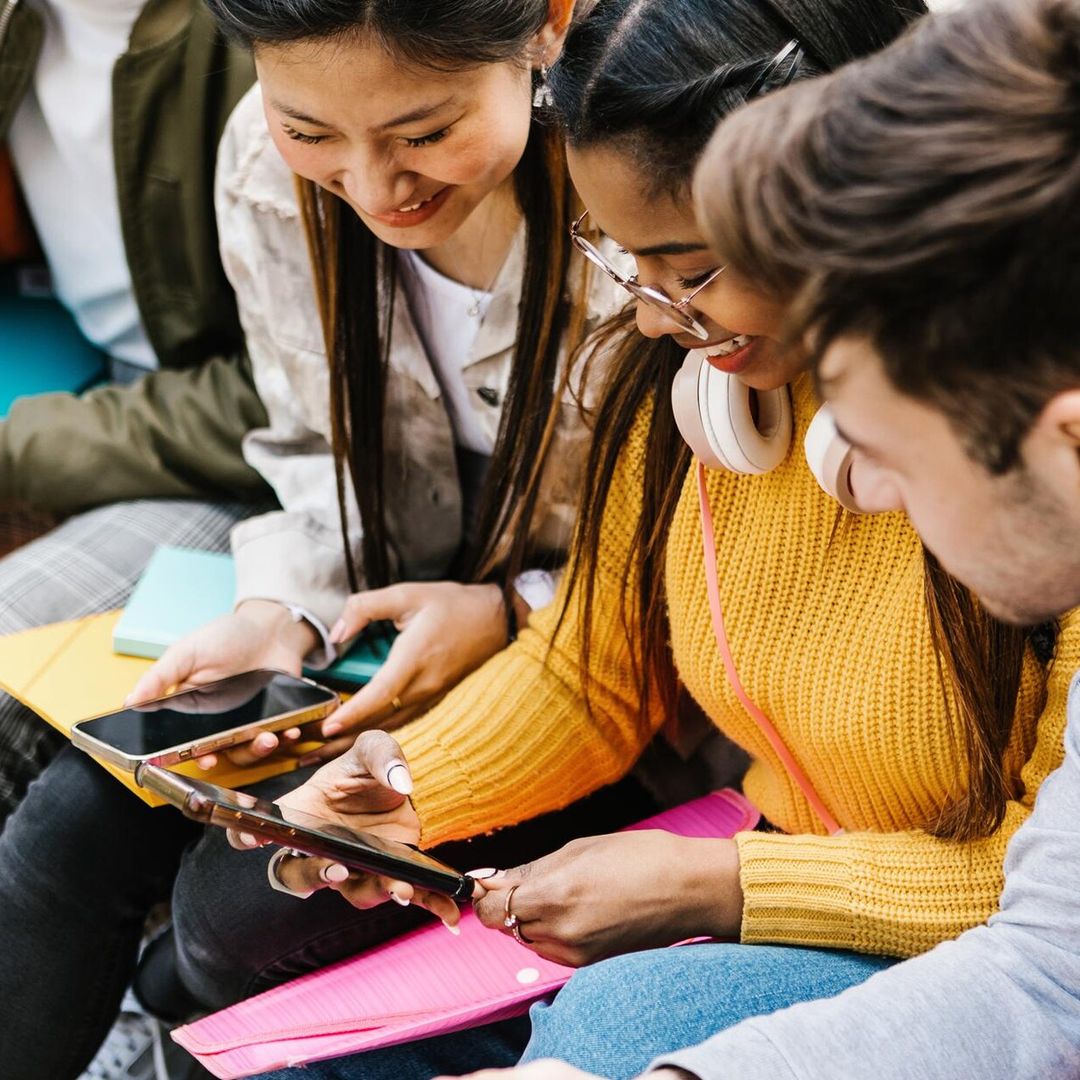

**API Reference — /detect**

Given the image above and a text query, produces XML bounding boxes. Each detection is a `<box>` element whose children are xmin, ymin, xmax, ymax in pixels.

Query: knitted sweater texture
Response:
<box><xmin>398</xmin><ymin>374</ymin><xmax>1077</xmax><ymax>957</ymax></box>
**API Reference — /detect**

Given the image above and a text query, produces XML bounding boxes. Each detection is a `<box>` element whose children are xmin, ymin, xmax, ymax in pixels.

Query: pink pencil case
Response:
<box><xmin>173</xmin><ymin>789</ymin><xmax>760</xmax><ymax>1078</ymax></box>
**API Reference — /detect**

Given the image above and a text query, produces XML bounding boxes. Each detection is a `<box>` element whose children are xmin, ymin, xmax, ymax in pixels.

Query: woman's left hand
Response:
<box><xmin>470</xmin><ymin>832</ymin><xmax>743</xmax><ymax>967</ymax></box>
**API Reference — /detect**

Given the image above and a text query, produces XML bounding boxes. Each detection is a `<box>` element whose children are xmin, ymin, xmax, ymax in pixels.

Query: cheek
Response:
<box><xmin>267</xmin><ymin>129</ymin><xmax>323</xmax><ymax>181</ymax></box>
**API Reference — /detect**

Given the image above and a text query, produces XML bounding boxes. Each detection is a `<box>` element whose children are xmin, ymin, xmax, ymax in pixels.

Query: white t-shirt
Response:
<box><xmin>398</xmin><ymin>249</ymin><xmax>494</xmax><ymax>455</ymax></box>
<box><xmin>8</xmin><ymin>0</ymin><xmax>156</xmax><ymax>369</ymax></box>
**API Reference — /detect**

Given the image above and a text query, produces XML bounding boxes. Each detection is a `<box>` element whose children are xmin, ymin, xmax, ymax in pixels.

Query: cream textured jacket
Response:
<box><xmin>215</xmin><ymin>86</ymin><xmax>626</xmax><ymax>636</ymax></box>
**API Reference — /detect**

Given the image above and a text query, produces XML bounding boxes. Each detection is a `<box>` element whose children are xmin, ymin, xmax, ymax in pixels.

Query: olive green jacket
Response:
<box><xmin>0</xmin><ymin>0</ymin><xmax>270</xmax><ymax>512</ymax></box>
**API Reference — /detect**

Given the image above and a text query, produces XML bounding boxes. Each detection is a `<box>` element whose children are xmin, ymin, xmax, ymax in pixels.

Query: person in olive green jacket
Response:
<box><xmin>0</xmin><ymin>0</ymin><xmax>272</xmax><ymax>819</ymax></box>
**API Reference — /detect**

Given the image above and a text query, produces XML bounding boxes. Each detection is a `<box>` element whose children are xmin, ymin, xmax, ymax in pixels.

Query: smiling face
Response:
<box><xmin>255</xmin><ymin>33</ymin><xmax>534</xmax><ymax>250</ymax></box>
<box><xmin>566</xmin><ymin>143</ymin><xmax>804</xmax><ymax>391</ymax></box>
<box><xmin>820</xmin><ymin>336</ymin><xmax>1080</xmax><ymax>625</ymax></box>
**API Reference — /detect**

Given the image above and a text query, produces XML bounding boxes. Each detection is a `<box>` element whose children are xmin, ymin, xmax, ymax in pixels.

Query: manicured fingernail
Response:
<box><xmin>388</xmin><ymin>890</ymin><xmax>410</xmax><ymax>907</ymax></box>
<box><xmin>386</xmin><ymin>763</ymin><xmax>413</xmax><ymax>795</ymax></box>
<box><xmin>256</xmin><ymin>733</ymin><xmax>276</xmax><ymax>750</ymax></box>
<box><xmin>322</xmin><ymin>719</ymin><xmax>343</xmax><ymax>737</ymax></box>
<box><xmin>322</xmin><ymin>863</ymin><xmax>350</xmax><ymax>883</ymax></box>
<box><xmin>198</xmin><ymin>757</ymin><xmax>216</xmax><ymax>771</ymax></box>
<box><xmin>466</xmin><ymin>868</ymin><xmax>500</xmax><ymax>880</ymax></box>
<box><xmin>443</xmin><ymin>920</ymin><xmax>461</xmax><ymax>936</ymax></box>
<box><xmin>239</xmin><ymin>832</ymin><xmax>259</xmax><ymax>848</ymax></box>
<box><xmin>330</xmin><ymin>619</ymin><xmax>348</xmax><ymax>644</ymax></box>
<box><xmin>284</xmin><ymin>727</ymin><xmax>301</xmax><ymax>741</ymax></box>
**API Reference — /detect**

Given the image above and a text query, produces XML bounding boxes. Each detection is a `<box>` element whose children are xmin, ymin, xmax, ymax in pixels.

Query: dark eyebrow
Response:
<box><xmin>269</xmin><ymin>96</ymin><xmax>456</xmax><ymax>132</ymax></box>
<box><xmin>270</xmin><ymin>100</ymin><xmax>332</xmax><ymax>127</ymax></box>
<box><xmin>631</xmin><ymin>241</ymin><xmax>710</xmax><ymax>258</ymax></box>
<box><xmin>376</xmin><ymin>96</ymin><xmax>456</xmax><ymax>132</ymax></box>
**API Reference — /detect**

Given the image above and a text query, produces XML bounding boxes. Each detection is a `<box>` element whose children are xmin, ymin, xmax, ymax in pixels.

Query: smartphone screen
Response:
<box><xmin>76</xmin><ymin>671</ymin><xmax>333</xmax><ymax>757</ymax></box>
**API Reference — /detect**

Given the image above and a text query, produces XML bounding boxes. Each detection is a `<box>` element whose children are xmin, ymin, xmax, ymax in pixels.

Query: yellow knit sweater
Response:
<box><xmin>398</xmin><ymin>374</ymin><xmax>1077</xmax><ymax>958</ymax></box>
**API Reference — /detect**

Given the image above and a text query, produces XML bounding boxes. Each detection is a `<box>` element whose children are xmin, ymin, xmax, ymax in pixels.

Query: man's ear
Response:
<box><xmin>533</xmin><ymin>0</ymin><xmax>576</xmax><ymax>65</ymax></box>
<box><xmin>1038</xmin><ymin>389</ymin><xmax>1080</xmax><ymax>448</ymax></box>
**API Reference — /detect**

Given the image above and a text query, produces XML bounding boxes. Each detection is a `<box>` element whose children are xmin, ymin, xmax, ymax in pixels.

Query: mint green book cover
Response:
<box><xmin>113</xmin><ymin>546</ymin><xmax>389</xmax><ymax>685</ymax></box>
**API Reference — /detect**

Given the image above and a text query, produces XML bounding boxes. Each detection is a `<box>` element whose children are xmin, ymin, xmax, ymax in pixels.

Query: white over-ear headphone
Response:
<box><xmin>671</xmin><ymin>348</ymin><xmax>862</xmax><ymax>510</ymax></box>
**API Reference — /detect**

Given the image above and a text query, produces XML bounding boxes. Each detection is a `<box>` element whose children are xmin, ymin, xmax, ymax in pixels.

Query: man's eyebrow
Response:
<box><xmin>375</xmin><ymin>96</ymin><xmax>456</xmax><ymax>131</ymax></box>
<box><xmin>631</xmin><ymin>241</ymin><xmax>710</xmax><ymax>258</ymax></box>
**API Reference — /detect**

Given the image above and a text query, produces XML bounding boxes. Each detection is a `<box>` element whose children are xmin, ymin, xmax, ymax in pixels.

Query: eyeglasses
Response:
<box><xmin>568</xmin><ymin>38</ymin><xmax>803</xmax><ymax>341</ymax></box>
<box><xmin>570</xmin><ymin>212</ymin><xmax>726</xmax><ymax>340</ymax></box>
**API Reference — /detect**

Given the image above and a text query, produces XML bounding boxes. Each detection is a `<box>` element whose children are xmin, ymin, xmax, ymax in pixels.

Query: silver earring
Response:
<box><xmin>533</xmin><ymin>63</ymin><xmax>554</xmax><ymax>109</ymax></box>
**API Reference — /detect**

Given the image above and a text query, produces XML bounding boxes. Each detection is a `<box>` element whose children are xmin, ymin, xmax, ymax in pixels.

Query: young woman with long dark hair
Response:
<box><xmin>253</xmin><ymin>0</ymin><xmax>1076</xmax><ymax>1075</ymax></box>
<box><xmin>0</xmin><ymin>5</ymin><xmax>673</xmax><ymax>1077</ymax></box>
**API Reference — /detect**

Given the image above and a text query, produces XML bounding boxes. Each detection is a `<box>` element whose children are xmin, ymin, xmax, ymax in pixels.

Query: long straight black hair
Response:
<box><xmin>206</xmin><ymin>0</ymin><xmax>583</xmax><ymax>592</ymax></box>
<box><xmin>546</xmin><ymin>0</ymin><xmax>1042</xmax><ymax>843</ymax></box>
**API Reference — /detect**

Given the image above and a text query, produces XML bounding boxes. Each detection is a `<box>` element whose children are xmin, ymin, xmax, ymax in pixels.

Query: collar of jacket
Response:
<box><xmin>0</xmin><ymin>0</ymin><xmax>42</xmax><ymax>141</ymax></box>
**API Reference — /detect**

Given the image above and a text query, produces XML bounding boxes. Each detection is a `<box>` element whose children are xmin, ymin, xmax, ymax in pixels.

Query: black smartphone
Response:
<box><xmin>71</xmin><ymin>669</ymin><xmax>338</xmax><ymax>771</ymax></box>
<box><xmin>135</xmin><ymin>763</ymin><xmax>474</xmax><ymax>901</ymax></box>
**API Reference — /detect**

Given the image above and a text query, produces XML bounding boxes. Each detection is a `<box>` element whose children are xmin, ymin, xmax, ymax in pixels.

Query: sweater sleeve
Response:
<box><xmin>398</xmin><ymin>409</ymin><xmax>663</xmax><ymax>847</ymax></box>
<box><xmin>732</xmin><ymin>619</ymin><xmax>1080</xmax><ymax>958</ymax></box>
<box><xmin>653</xmin><ymin>675</ymin><xmax>1080</xmax><ymax>1080</ymax></box>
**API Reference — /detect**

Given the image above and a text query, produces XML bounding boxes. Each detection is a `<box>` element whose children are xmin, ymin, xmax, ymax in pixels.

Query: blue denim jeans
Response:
<box><xmin>251</xmin><ymin>942</ymin><xmax>896</xmax><ymax>1079</ymax></box>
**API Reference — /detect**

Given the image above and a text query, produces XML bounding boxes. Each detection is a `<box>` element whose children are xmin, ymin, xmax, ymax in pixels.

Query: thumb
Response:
<box><xmin>335</xmin><ymin>729</ymin><xmax>414</xmax><ymax>796</ymax></box>
<box><xmin>127</xmin><ymin>644</ymin><xmax>195</xmax><ymax>705</ymax></box>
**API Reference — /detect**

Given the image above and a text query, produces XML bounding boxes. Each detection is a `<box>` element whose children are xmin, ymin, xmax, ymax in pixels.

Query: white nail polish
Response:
<box><xmin>443</xmin><ymin>920</ymin><xmax>461</xmax><ymax>936</ymax></box>
<box><xmin>466</xmin><ymin>867</ymin><xmax>500</xmax><ymax>880</ymax></box>
<box><xmin>386</xmin><ymin>763</ymin><xmax>413</xmax><ymax>795</ymax></box>
<box><xmin>388</xmin><ymin>891</ymin><xmax>411</xmax><ymax>907</ymax></box>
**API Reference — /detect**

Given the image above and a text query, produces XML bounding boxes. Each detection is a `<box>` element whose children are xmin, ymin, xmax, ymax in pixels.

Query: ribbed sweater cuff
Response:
<box><xmin>736</xmin><ymin>831</ymin><xmax>858</xmax><ymax>950</ymax></box>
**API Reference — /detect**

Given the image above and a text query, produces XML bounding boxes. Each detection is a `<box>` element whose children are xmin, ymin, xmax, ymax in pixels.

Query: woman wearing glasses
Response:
<box><xmin>233</xmin><ymin>0</ymin><xmax>1078</xmax><ymax>1077</ymax></box>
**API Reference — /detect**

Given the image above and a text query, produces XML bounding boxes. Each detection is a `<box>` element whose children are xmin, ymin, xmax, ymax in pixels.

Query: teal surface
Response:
<box><xmin>114</xmin><ymin>546</ymin><xmax>391</xmax><ymax>686</ymax></box>
<box><xmin>0</xmin><ymin>271</ymin><xmax>107</xmax><ymax>416</ymax></box>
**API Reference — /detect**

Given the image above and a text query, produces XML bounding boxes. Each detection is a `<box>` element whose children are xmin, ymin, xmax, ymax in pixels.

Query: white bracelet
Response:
<box><xmin>266</xmin><ymin>847</ymin><xmax>315</xmax><ymax>900</ymax></box>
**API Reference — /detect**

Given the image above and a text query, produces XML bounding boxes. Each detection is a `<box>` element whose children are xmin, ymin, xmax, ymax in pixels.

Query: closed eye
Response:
<box><xmin>677</xmin><ymin>267</ymin><xmax>721</xmax><ymax>290</ymax></box>
<box><xmin>402</xmin><ymin>127</ymin><xmax>452</xmax><ymax>148</ymax></box>
<box><xmin>283</xmin><ymin>125</ymin><xmax>327</xmax><ymax>145</ymax></box>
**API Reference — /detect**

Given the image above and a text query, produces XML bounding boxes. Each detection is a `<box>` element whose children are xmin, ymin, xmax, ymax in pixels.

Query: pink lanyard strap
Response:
<box><xmin>696</xmin><ymin>462</ymin><xmax>843</xmax><ymax>835</ymax></box>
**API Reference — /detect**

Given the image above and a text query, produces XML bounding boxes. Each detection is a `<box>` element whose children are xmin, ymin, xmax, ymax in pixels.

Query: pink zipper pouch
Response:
<box><xmin>173</xmin><ymin>789</ymin><xmax>759</xmax><ymax>1078</ymax></box>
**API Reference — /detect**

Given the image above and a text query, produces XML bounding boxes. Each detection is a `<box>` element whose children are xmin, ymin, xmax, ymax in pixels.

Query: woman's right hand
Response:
<box><xmin>124</xmin><ymin>600</ymin><xmax>319</xmax><ymax>767</ymax></box>
<box><xmin>230</xmin><ymin>730</ymin><xmax>462</xmax><ymax>927</ymax></box>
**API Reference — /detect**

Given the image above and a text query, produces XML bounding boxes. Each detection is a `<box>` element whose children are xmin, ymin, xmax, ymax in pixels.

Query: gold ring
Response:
<box><xmin>503</xmin><ymin>884</ymin><xmax>530</xmax><ymax>944</ymax></box>
<box><xmin>390</xmin><ymin>695</ymin><xmax>403</xmax><ymax>712</ymax></box>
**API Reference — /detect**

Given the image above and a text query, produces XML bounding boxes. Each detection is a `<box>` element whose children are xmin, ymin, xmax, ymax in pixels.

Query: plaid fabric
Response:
<box><xmin>0</xmin><ymin>498</ymin><xmax>266</xmax><ymax>825</ymax></box>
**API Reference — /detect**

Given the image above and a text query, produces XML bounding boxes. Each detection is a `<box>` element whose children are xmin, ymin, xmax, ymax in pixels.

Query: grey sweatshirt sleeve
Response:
<box><xmin>653</xmin><ymin>674</ymin><xmax>1080</xmax><ymax>1080</ymax></box>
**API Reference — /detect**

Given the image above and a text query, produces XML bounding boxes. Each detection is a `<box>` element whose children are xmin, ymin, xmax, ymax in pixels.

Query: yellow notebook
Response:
<box><xmin>0</xmin><ymin>611</ymin><xmax>319</xmax><ymax>806</ymax></box>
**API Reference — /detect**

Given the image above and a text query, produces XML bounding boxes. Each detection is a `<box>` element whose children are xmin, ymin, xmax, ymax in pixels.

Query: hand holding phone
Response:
<box><xmin>72</xmin><ymin>670</ymin><xmax>338</xmax><ymax>771</ymax></box>
<box><xmin>136</xmin><ymin>761</ymin><xmax>473</xmax><ymax>927</ymax></box>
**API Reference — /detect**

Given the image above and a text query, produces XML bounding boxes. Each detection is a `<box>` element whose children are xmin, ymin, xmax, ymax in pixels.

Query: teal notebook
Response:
<box><xmin>114</xmin><ymin>546</ymin><xmax>390</xmax><ymax>685</ymax></box>
<box><xmin>0</xmin><ymin>268</ymin><xmax>107</xmax><ymax>416</ymax></box>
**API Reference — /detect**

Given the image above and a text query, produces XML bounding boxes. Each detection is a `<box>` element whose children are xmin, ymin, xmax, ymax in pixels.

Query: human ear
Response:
<box><xmin>532</xmin><ymin>0</ymin><xmax>576</xmax><ymax>65</ymax></box>
<box><xmin>1038</xmin><ymin>389</ymin><xmax>1080</xmax><ymax>449</ymax></box>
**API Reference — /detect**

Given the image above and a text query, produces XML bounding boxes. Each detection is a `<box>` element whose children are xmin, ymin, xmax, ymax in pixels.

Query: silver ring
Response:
<box><xmin>266</xmin><ymin>847</ymin><xmax>314</xmax><ymax>900</ymax></box>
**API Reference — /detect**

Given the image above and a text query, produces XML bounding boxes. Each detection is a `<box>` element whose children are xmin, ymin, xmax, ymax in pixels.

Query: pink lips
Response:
<box><xmin>705</xmin><ymin>337</ymin><xmax>758</xmax><ymax>375</ymax></box>
<box><xmin>371</xmin><ymin>186</ymin><xmax>452</xmax><ymax>229</ymax></box>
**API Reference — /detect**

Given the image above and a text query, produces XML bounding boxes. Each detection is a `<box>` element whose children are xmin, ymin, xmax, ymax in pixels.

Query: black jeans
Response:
<box><xmin>0</xmin><ymin>744</ymin><xmax>654</xmax><ymax>1079</ymax></box>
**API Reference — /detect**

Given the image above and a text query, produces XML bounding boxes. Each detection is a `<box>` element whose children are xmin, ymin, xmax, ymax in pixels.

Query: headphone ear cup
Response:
<box><xmin>804</xmin><ymin>405</ymin><xmax>863</xmax><ymax>512</ymax></box>
<box><xmin>672</xmin><ymin>350</ymin><xmax>793</xmax><ymax>474</ymax></box>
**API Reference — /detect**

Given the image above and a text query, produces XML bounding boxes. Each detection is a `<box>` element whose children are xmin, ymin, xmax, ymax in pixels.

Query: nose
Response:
<box><xmin>333</xmin><ymin>147</ymin><xmax>416</xmax><ymax>216</ymax></box>
<box><xmin>634</xmin><ymin>297</ymin><xmax>681</xmax><ymax>341</ymax></box>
